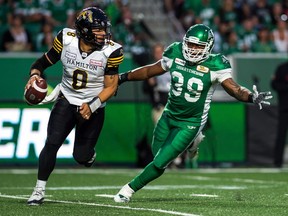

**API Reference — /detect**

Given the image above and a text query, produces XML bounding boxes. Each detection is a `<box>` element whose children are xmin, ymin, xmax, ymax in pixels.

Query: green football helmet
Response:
<box><xmin>182</xmin><ymin>24</ymin><xmax>214</xmax><ymax>63</ymax></box>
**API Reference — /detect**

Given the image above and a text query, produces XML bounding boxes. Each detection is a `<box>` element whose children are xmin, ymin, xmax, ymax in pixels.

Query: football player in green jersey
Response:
<box><xmin>114</xmin><ymin>24</ymin><xmax>272</xmax><ymax>203</ymax></box>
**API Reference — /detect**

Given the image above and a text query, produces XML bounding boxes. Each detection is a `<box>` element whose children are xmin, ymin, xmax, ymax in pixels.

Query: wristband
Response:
<box><xmin>88</xmin><ymin>97</ymin><xmax>102</xmax><ymax>113</ymax></box>
<box><xmin>248</xmin><ymin>93</ymin><xmax>253</xmax><ymax>103</ymax></box>
<box><xmin>121</xmin><ymin>73</ymin><xmax>129</xmax><ymax>81</ymax></box>
<box><xmin>119</xmin><ymin>71</ymin><xmax>131</xmax><ymax>85</ymax></box>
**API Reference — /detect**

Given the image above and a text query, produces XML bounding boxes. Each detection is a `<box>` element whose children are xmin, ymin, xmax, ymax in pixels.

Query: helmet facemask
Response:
<box><xmin>81</xmin><ymin>25</ymin><xmax>111</xmax><ymax>49</ymax></box>
<box><xmin>182</xmin><ymin>24</ymin><xmax>214</xmax><ymax>64</ymax></box>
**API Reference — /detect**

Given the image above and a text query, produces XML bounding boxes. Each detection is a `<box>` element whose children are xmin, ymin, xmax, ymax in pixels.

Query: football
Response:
<box><xmin>24</xmin><ymin>79</ymin><xmax>48</xmax><ymax>105</ymax></box>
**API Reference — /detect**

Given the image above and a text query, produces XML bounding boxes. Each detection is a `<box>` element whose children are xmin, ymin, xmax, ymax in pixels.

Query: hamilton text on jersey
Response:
<box><xmin>66</xmin><ymin>58</ymin><xmax>99</xmax><ymax>71</ymax></box>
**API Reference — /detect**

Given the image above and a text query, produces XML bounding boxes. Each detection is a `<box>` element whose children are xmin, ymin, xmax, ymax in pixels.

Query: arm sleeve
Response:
<box><xmin>30</xmin><ymin>30</ymin><xmax>63</xmax><ymax>74</ymax></box>
<box><xmin>105</xmin><ymin>47</ymin><xmax>124</xmax><ymax>75</ymax></box>
<box><xmin>45</xmin><ymin>30</ymin><xmax>63</xmax><ymax>63</ymax></box>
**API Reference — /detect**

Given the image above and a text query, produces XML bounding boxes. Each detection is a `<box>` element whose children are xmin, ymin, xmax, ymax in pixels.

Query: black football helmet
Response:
<box><xmin>75</xmin><ymin>7</ymin><xmax>111</xmax><ymax>49</ymax></box>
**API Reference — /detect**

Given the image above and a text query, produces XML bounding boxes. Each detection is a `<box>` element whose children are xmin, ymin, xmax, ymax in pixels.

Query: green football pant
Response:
<box><xmin>130</xmin><ymin>112</ymin><xmax>201</xmax><ymax>191</ymax></box>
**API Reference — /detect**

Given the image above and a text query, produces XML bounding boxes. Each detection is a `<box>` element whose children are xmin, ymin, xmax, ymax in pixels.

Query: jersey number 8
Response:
<box><xmin>72</xmin><ymin>69</ymin><xmax>88</xmax><ymax>89</ymax></box>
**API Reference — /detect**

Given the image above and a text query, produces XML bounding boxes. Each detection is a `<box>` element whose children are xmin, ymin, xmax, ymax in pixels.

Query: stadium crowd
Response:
<box><xmin>0</xmin><ymin>0</ymin><xmax>151</xmax><ymax>55</ymax></box>
<box><xmin>0</xmin><ymin>0</ymin><xmax>287</xmax><ymax>56</ymax></box>
<box><xmin>164</xmin><ymin>0</ymin><xmax>288</xmax><ymax>54</ymax></box>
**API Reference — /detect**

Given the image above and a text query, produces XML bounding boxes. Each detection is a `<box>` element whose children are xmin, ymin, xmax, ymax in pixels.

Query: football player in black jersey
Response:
<box><xmin>25</xmin><ymin>7</ymin><xmax>124</xmax><ymax>205</ymax></box>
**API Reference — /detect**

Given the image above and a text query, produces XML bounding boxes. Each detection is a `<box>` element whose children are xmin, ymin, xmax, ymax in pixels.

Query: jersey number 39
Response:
<box><xmin>171</xmin><ymin>71</ymin><xmax>203</xmax><ymax>102</ymax></box>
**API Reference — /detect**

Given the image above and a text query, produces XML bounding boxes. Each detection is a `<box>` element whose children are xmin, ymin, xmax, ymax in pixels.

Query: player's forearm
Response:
<box><xmin>128</xmin><ymin>66</ymin><xmax>150</xmax><ymax>81</ymax></box>
<box><xmin>88</xmin><ymin>85</ymin><xmax>117</xmax><ymax>113</ymax></box>
<box><xmin>222</xmin><ymin>78</ymin><xmax>252</xmax><ymax>102</ymax></box>
<box><xmin>118</xmin><ymin>67</ymin><xmax>149</xmax><ymax>85</ymax></box>
<box><xmin>232</xmin><ymin>86</ymin><xmax>252</xmax><ymax>102</ymax></box>
<box><xmin>98</xmin><ymin>85</ymin><xmax>118</xmax><ymax>103</ymax></box>
<box><xmin>128</xmin><ymin>61</ymin><xmax>164</xmax><ymax>81</ymax></box>
<box><xmin>119</xmin><ymin>62</ymin><xmax>165</xmax><ymax>85</ymax></box>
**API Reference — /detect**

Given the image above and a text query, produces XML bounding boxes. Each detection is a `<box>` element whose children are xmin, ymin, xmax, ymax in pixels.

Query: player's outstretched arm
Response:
<box><xmin>221</xmin><ymin>78</ymin><xmax>272</xmax><ymax>110</ymax></box>
<box><xmin>119</xmin><ymin>60</ymin><xmax>166</xmax><ymax>85</ymax></box>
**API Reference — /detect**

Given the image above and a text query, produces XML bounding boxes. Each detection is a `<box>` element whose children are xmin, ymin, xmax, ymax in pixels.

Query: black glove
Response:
<box><xmin>118</xmin><ymin>72</ymin><xmax>129</xmax><ymax>85</ymax></box>
<box><xmin>250</xmin><ymin>85</ymin><xmax>273</xmax><ymax>110</ymax></box>
<box><xmin>115</xmin><ymin>72</ymin><xmax>130</xmax><ymax>96</ymax></box>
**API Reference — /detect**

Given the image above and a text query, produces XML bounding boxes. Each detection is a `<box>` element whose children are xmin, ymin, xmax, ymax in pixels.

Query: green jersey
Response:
<box><xmin>161</xmin><ymin>42</ymin><xmax>232</xmax><ymax>126</ymax></box>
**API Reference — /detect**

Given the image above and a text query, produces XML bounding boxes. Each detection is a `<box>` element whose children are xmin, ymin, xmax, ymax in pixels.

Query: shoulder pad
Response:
<box><xmin>204</xmin><ymin>53</ymin><xmax>231</xmax><ymax>71</ymax></box>
<box><xmin>107</xmin><ymin>42</ymin><xmax>124</xmax><ymax>68</ymax></box>
<box><xmin>163</xmin><ymin>42</ymin><xmax>182</xmax><ymax>59</ymax></box>
<box><xmin>103</xmin><ymin>40</ymin><xmax>123</xmax><ymax>57</ymax></box>
<box><xmin>62</xmin><ymin>28</ymin><xmax>77</xmax><ymax>46</ymax></box>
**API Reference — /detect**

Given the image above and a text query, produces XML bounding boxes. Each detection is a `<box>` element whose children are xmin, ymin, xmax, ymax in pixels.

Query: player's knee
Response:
<box><xmin>153</xmin><ymin>158</ymin><xmax>169</xmax><ymax>169</ymax></box>
<box><xmin>45</xmin><ymin>138</ymin><xmax>62</xmax><ymax>151</ymax></box>
<box><xmin>73</xmin><ymin>152</ymin><xmax>88</xmax><ymax>164</ymax></box>
<box><xmin>153</xmin><ymin>149</ymin><xmax>182</xmax><ymax>169</ymax></box>
<box><xmin>151</xmin><ymin>161</ymin><xmax>166</xmax><ymax>176</ymax></box>
<box><xmin>73</xmin><ymin>149</ymin><xmax>95</xmax><ymax>166</ymax></box>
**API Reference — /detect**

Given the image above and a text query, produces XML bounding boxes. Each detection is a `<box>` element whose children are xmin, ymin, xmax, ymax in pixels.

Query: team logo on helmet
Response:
<box><xmin>77</xmin><ymin>10</ymin><xmax>93</xmax><ymax>23</ymax></box>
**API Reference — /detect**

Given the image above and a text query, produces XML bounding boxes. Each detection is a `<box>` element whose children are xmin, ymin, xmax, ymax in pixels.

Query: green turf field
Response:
<box><xmin>0</xmin><ymin>168</ymin><xmax>287</xmax><ymax>216</ymax></box>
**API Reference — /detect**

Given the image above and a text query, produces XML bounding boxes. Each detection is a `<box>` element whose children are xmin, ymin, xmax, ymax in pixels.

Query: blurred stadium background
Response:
<box><xmin>0</xmin><ymin>0</ymin><xmax>288</xmax><ymax>168</ymax></box>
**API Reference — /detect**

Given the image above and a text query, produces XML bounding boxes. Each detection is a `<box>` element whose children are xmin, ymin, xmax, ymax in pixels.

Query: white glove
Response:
<box><xmin>251</xmin><ymin>85</ymin><xmax>273</xmax><ymax>110</ymax></box>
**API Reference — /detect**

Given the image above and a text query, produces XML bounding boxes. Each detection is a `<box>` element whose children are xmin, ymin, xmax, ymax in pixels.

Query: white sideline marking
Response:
<box><xmin>185</xmin><ymin>176</ymin><xmax>213</xmax><ymax>181</ymax></box>
<box><xmin>231</xmin><ymin>178</ymin><xmax>287</xmax><ymax>184</ymax></box>
<box><xmin>0</xmin><ymin>194</ymin><xmax>200</xmax><ymax>216</ymax></box>
<box><xmin>185</xmin><ymin>176</ymin><xmax>287</xmax><ymax>185</ymax></box>
<box><xmin>192</xmin><ymin>168</ymin><xmax>286</xmax><ymax>173</ymax></box>
<box><xmin>0</xmin><ymin>169</ymin><xmax>139</xmax><ymax>175</ymax></box>
<box><xmin>0</xmin><ymin>185</ymin><xmax>245</xmax><ymax>190</ymax></box>
<box><xmin>95</xmin><ymin>194</ymin><xmax>115</xmax><ymax>198</ymax></box>
<box><xmin>15</xmin><ymin>195</ymin><xmax>53</xmax><ymax>198</ymax></box>
<box><xmin>145</xmin><ymin>185</ymin><xmax>245</xmax><ymax>190</ymax></box>
<box><xmin>0</xmin><ymin>167</ymin><xmax>287</xmax><ymax>175</ymax></box>
<box><xmin>190</xmin><ymin>194</ymin><xmax>218</xmax><ymax>198</ymax></box>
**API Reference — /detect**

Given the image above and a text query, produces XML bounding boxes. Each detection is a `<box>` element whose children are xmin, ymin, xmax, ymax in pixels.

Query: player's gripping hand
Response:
<box><xmin>79</xmin><ymin>103</ymin><xmax>92</xmax><ymax>120</ymax></box>
<box><xmin>25</xmin><ymin>74</ymin><xmax>41</xmax><ymax>90</ymax></box>
<box><xmin>251</xmin><ymin>85</ymin><xmax>273</xmax><ymax>110</ymax></box>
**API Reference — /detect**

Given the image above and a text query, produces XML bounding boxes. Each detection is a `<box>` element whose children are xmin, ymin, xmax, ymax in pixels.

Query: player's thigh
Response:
<box><xmin>74</xmin><ymin>108</ymin><xmax>105</xmax><ymax>152</ymax></box>
<box><xmin>47</xmin><ymin>98</ymin><xmax>76</xmax><ymax>146</ymax></box>
<box><xmin>170</xmin><ymin>127</ymin><xmax>200</xmax><ymax>152</ymax></box>
<box><xmin>154</xmin><ymin>127</ymin><xmax>199</xmax><ymax>168</ymax></box>
<box><xmin>151</xmin><ymin>114</ymin><xmax>170</xmax><ymax>155</ymax></box>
